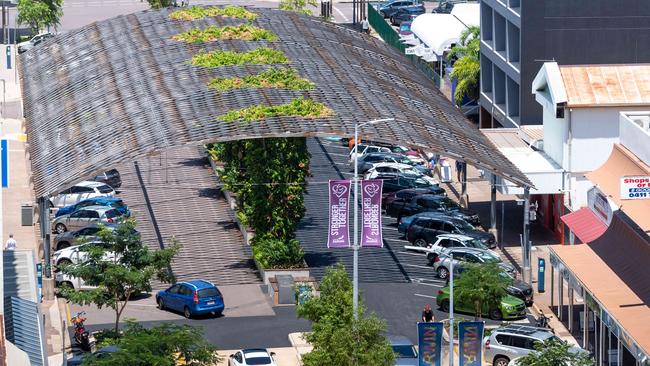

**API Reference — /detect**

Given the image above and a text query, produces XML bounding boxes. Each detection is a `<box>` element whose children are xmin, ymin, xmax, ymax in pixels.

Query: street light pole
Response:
<box><xmin>352</xmin><ymin>118</ymin><xmax>394</xmax><ymax>320</ymax></box>
<box><xmin>448</xmin><ymin>256</ymin><xmax>454</xmax><ymax>366</ymax></box>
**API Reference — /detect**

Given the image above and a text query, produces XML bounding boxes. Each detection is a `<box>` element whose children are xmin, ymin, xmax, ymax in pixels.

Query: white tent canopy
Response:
<box><xmin>409</xmin><ymin>3</ymin><xmax>479</xmax><ymax>57</ymax></box>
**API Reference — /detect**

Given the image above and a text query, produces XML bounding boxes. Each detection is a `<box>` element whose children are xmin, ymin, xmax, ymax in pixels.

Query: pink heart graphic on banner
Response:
<box><xmin>364</xmin><ymin>183</ymin><xmax>380</xmax><ymax>198</ymax></box>
<box><xmin>332</xmin><ymin>184</ymin><xmax>348</xmax><ymax>198</ymax></box>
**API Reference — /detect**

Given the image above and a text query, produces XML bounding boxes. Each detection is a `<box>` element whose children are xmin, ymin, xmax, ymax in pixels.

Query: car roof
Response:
<box><xmin>386</xmin><ymin>335</ymin><xmax>414</xmax><ymax>345</ymax></box>
<box><xmin>437</xmin><ymin>233</ymin><xmax>475</xmax><ymax>241</ymax></box>
<box><xmin>411</xmin><ymin>212</ymin><xmax>456</xmax><ymax>221</ymax></box>
<box><xmin>370</xmin><ymin>162</ymin><xmax>412</xmax><ymax>169</ymax></box>
<box><xmin>182</xmin><ymin>279</ymin><xmax>217</xmax><ymax>290</ymax></box>
<box><xmin>75</xmin><ymin>180</ymin><xmax>108</xmax><ymax>188</ymax></box>
<box><xmin>494</xmin><ymin>325</ymin><xmax>555</xmax><ymax>339</ymax></box>
<box><xmin>242</xmin><ymin>348</ymin><xmax>270</xmax><ymax>355</ymax></box>
<box><xmin>79</xmin><ymin>205</ymin><xmax>116</xmax><ymax>212</ymax></box>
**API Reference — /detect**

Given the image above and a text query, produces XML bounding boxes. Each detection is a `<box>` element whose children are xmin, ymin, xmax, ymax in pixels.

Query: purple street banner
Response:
<box><xmin>328</xmin><ymin>180</ymin><xmax>351</xmax><ymax>248</ymax></box>
<box><xmin>418</xmin><ymin>322</ymin><xmax>443</xmax><ymax>366</ymax></box>
<box><xmin>361</xmin><ymin>179</ymin><xmax>383</xmax><ymax>247</ymax></box>
<box><xmin>458</xmin><ymin>321</ymin><xmax>484</xmax><ymax>366</ymax></box>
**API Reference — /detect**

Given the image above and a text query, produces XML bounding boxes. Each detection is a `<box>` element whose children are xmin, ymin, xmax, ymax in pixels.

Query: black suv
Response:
<box><xmin>405</xmin><ymin>214</ymin><xmax>494</xmax><ymax>248</ymax></box>
<box><xmin>377</xmin><ymin>173</ymin><xmax>440</xmax><ymax>193</ymax></box>
<box><xmin>383</xmin><ymin>187</ymin><xmax>446</xmax><ymax>209</ymax></box>
<box><xmin>431</xmin><ymin>0</ymin><xmax>466</xmax><ymax>14</ymax></box>
<box><xmin>356</xmin><ymin>153</ymin><xmax>414</xmax><ymax>173</ymax></box>
<box><xmin>386</xmin><ymin>194</ymin><xmax>481</xmax><ymax>225</ymax></box>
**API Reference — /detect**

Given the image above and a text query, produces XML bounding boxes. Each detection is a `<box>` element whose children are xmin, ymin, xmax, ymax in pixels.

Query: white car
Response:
<box><xmin>364</xmin><ymin>162</ymin><xmax>438</xmax><ymax>185</ymax></box>
<box><xmin>349</xmin><ymin>144</ymin><xmax>392</xmax><ymax>163</ymax></box>
<box><xmin>229</xmin><ymin>349</ymin><xmax>277</xmax><ymax>366</ymax></box>
<box><xmin>404</xmin><ymin>233</ymin><xmax>490</xmax><ymax>263</ymax></box>
<box><xmin>53</xmin><ymin>241</ymin><xmax>115</xmax><ymax>267</ymax></box>
<box><xmin>51</xmin><ymin>181</ymin><xmax>116</xmax><ymax>208</ymax></box>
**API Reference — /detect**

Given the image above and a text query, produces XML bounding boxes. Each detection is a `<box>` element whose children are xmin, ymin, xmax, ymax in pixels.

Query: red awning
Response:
<box><xmin>561</xmin><ymin>207</ymin><xmax>608</xmax><ymax>243</ymax></box>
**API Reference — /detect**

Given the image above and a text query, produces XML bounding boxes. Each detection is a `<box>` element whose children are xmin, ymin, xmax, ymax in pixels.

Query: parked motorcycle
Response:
<box><xmin>71</xmin><ymin>311</ymin><xmax>91</xmax><ymax>351</ymax></box>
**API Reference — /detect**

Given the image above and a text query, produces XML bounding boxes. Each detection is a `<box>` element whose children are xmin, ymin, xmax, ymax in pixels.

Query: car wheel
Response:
<box><xmin>489</xmin><ymin>308</ymin><xmax>503</xmax><ymax>320</ymax></box>
<box><xmin>440</xmin><ymin>299</ymin><xmax>450</xmax><ymax>312</ymax></box>
<box><xmin>427</xmin><ymin>253</ymin><xmax>438</xmax><ymax>266</ymax></box>
<box><xmin>493</xmin><ymin>356</ymin><xmax>510</xmax><ymax>366</ymax></box>
<box><xmin>56</xmin><ymin>258</ymin><xmax>72</xmax><ymax>269</ymax></box>
<box><xmin>157</xmin><ymin>297</ymin><xmax>165</xmax><ymax>310</ymax></box>
<box><xmin>437</xmin><ymin>266</ymin><xmax>449</xmax><ymax>279</ymax></box>
<box><xmin>56</xmin><ymin>242</ymin><xmax>70</xmax><ymax>251</ymax></box>
<box><xmin>414</xmin><ymin>238</ymin><xmax>428</xmax><ymax>247</ymax></box>
<box><xmin>57</xmin><ymin>281</ymin><xmax>73</xmax><ymax>293</ymax></box>
<box><xmin>183</xmin><ymin>306</ymin><xmax>192</xmax><ymax>319</ymax></box>
<box><xmin>55</xmin><ymin>223</ymin><xmax>67</xmax><ymax>234</ymax></box>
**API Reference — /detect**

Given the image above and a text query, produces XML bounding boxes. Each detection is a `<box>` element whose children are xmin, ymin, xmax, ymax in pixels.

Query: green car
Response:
<box><xmin>436</xmin><ymin>286</ymin><xmax>526</xmax><ymax>320</ymax></box>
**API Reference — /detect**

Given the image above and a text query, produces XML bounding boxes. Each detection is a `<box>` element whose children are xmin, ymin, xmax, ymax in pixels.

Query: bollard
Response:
<box><xmin>538</xmin><ymin>258</ymin><xmax>546</xmax><ymax>293</ymax></box>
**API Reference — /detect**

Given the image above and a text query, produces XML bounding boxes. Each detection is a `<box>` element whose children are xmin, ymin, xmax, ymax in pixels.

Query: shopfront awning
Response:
<box><xmin>561</xmin><ymin>207</ymin><xmax>608</xmax><ymax>243</ymax></box>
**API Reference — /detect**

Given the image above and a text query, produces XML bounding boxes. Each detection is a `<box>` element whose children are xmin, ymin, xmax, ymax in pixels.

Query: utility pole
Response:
<box><xmin>448</xmin><ymin>257</ymin><xmax>454</xmax><ymax>366</ymax></box>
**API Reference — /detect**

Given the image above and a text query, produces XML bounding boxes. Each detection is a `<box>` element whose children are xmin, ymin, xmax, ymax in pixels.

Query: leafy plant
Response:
<box><xmin>190</xmin><ymin>47</ymin><xmax>289</xmax><ymax>68</ymax></box>
<box><xmin>448</xmin><ymin>26</ymin><xmax>480</xmax><ymax>106</ymax></box>
<box><xmin>17</xmin><ymin>0</ymin><xmax>63</xmax><ymax>32</ymax></box>
<box><xmin>173</xmin><ymin>24</ymin><xmax>277</xmax><ymax>43</ymax></box>
<box><xmin>297</xmin><ymin>264</ymin><xmax>395</xmax><ymax>366</ymax></box>
<box><xmin>252</xmin><ymin>236</ymin><xmax>305</xmax><ymax>269</ymax></box>
<box><xmin>516</xmin><ymin>338</ymin><xmax>594</xmax><ymax>366</ymax></box>
<box><xmin>145</xmin><ymin>0</ymin><xmax>173</xmax><ymax>9</ymax></box>
<box><xmin>169</xmin><ymin>5</ymin><xmax>257</xmax><ymax>21</ymax></box>
<box><xmin>209</xmin><ymin>68</ymin><xmax>315</xmax><ymax>91</ymax></box>
<box><xmin>453</xmin><ymin>263</ymin><xmax>512</xmax><ymax>320</ymax></box>
<box><xmin>219</xmin><ymin>97</ymin><xmax>333</xmax><ymax>123</ymax></box>
<box><xmin>279</xmin><ymin>0</ymin><xmax>318</xmax><ymax>15</ymax></box>
<box><xmin>83</xmin><ymin>320</ymin><xmax>221</xmax><ymax>366</ymax></box>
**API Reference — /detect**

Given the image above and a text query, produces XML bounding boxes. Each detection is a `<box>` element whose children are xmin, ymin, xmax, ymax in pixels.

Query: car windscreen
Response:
<box><xmin>477</xmin><ymin>251</ymin><xmax>501</xmax><ymax>263</ymax></box>
<box><xmin>97</xmin><ymin>185</ymin><xmax>114</xmax><ymax>193</ymax></box>
<box><xmin>244</xmin><ymin>356</ymin><xmax>272</xmax><ymax>365</ymax></box>
<box><xmin>392</xmin><ymin>345</ymin><xmax>417</xmax><ymax>358</ymax></box>
<box><xmin>198</xmin><ymin>288</ymin><xmax>221</xmax><ymax>298</ymax></box>
<box><xmin>439</xmin><ymin>197</ymin><xmax>460</xmax><ymax>209</ymax></box>
<box><xmin>111</xmin><ymin>200</ymin><xmax>125</xmax><ymax>208</ymax></box>
<box><xmin>466</xmin><ymin>239</ymin><xmax>487</xmax><ymax>250</ymax></box>
<box><xmin>105</xmin><ymin>209</ymin><xmax>120</xmax><ymax>219</ymax></box>
<box><xmin>454</xmin><ymin>220</ymin><xmax>475</xmax><ymax>231</ymax></box>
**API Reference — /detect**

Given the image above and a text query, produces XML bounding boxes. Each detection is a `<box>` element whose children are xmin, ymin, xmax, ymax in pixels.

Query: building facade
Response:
<box><xmin>479</xmin><ymin>0</ymin><xmax>650</xmax><ymax>127</ymax></box>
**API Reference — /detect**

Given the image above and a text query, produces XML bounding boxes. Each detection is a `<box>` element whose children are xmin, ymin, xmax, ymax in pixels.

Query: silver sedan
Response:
<box><xmin>51</xmin><ymin>206</ymin><xmax>123</xmax><ymax>234</ymax></box>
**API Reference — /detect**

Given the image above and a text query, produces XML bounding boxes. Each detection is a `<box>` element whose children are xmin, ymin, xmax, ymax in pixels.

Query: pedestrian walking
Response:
<box><xmin>4</xmin><ymin>234</ymin><xmax>16</xmax><ymax>251</ymax></box>
<box><xmin>421</xmin><ymin>304</ymin><xmax>434</xmax><ymax>322</ymax></box>
<box><xmin>361</xmin><ymin>17</ymin><xmax>370</xmax><ymax>34</ymax></box>
<box><xmin>455</xmin><ymin>160</ymin><xmax>464</xmax><ymax>183</ymax></box>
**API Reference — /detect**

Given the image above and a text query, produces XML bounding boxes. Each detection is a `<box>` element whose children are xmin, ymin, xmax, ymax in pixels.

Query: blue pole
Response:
<box><xmin>538</xmin><ymin>258</ymin><xmax>545</xmax><ymax>293</ymax></box>
<box><xmin>1</xmin><ymin>139</ymin><xmax>7</xmax><ymax>188</ymax></box>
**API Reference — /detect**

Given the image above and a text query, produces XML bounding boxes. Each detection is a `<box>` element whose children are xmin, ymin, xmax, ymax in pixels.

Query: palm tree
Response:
<box><xmin>448</xmin><ymin>26</ymin><xmax>480</xmax><ymax>106</ymax></box>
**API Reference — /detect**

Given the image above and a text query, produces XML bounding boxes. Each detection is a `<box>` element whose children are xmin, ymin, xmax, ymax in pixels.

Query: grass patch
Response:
<box><xmin>208</xmin><ymin>68</ymin><xmax>315</xmax><ymax>91</ymax></box>
<box><xmin>173</xmin><ymin>24</ymin><xmax>277</xmax><ymax>43</ymax></box>
<box><xmin>169</xmin><ymin>5</ymin><xmax>257</xmax><ymax>21</ymax></box>
<box><xmin>190</xmin><ymin>47</ymin><xmax>289</xmax><ymax>68</ymax></box>
<box><xmin>219</xmin><ymin>97</ymin><xmax>333</xmax><ymax>123</ymax></box>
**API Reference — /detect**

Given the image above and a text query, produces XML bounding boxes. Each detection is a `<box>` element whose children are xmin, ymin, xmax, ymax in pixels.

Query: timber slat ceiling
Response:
<box><xmin>20</xmin><ymin>7</ymin><xmax>530</xmax><ymax>196</ymax></box>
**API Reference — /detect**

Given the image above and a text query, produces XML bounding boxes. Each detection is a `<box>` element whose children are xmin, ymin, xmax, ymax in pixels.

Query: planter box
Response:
<box><xmin>254</xmin><ymin>258</ymin><xmax>311</xmax><ymax>286</ymax></box>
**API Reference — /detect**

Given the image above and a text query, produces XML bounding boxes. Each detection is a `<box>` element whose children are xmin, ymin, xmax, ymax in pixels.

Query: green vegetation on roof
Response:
<box><xmin>208</xmin><ymin>68</ymin><xmax>314</xmax><ymax>91</ymax></box>
<box><xmin>190</xmin><ymin>47</ymin><xmax>289</xmax><ymax>68</ymax></box>
<box><xmin>219</xmin><ymin>97</ymin><xmax>333</xmax><ymax>123</ymax></box>
<box><xmin>173</xmin><ymin>24</ymin><xmax>277</xmax><ymax>43</ymax></box>
<box><xmin>169</xmin><ymin>5</ymin><xmax>257</xmax><ymax>21</ymax></box>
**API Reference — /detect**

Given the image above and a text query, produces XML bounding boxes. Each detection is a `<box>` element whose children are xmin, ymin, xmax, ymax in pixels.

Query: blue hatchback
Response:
<box><xmin>56</xmin><ymin>197</ymin><xmax>129</xmax><ymax>217</ymax></box>
<box><xmin>156</xmin><ymin>280</ymin><xmax>225</xmax><ymax>319</ymax></box>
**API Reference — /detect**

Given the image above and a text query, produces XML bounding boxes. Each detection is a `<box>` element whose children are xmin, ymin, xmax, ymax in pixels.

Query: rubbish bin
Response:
<box><xmin>276</xmin><ymin>275</ymin><xmax>295</xmax><ymax>305</ymax></box>
<box><xmin>21</xmin><ymin>203</ymin><xmax>33</xmax><ymax>226</ymax></box>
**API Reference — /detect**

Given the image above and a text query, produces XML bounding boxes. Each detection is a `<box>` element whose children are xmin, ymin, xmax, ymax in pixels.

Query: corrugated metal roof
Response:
<box><xmin>19</xmin><ymin>6</ymin><xmax>531</xmax><ymax>197</ymax></box>
<box><xmin>559</xmin><ymin>64</ymin><xmax>650</xmax><ymax>107</ymax></box>
<box><xmin>4</xmin><ymin>297</ymin><xmax>46</xmax><ymax>366</ymax></box>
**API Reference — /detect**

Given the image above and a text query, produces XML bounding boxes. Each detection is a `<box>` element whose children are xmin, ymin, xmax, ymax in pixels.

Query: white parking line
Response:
<box><xmin>405</xmin><ymin>263</ymin><xmax>432</xmax><ymax>270</ymax></box>
<box><xmin>415</xmin><ymin>282</ymin><xmax>444</xmax><ymax>288</ymax></box>
<box><xmin>382</xmin><ymin>225</ymin><xmax>397</xmax><ymax>230</ymax></box>
<box><xmin>384</xmin><ymin>237</ymin><xmax>409</xmax><ymax>243</ymax></box>
<box><xmin>414</xmin><ymin>293</ymin><xmax>437</xmax><ymax>299</ymax></box>
<box><xmin>334</xmin><ymin>6</ymin><xmax>350</xmax><ymax>22</ymax></box>
<box><xmin>398</xmin><ymin>251</ymin><xmax>425</xmax><ymax>257</ymax></box>
<box><xmin>327</xmin><ymin>152</ymin><xmax>350</xmax><ymax>157</ymax></box>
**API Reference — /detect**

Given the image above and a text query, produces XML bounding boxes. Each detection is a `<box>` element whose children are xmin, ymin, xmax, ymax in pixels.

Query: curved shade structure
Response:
<box><xmin>411</xmin><ymin>10</ymin><xmax>478</xmax><ymax>57</ymax></box>
<box><xmin>19</xmin><ymin>7</ymin><xmax>529</xmax><ymax>197</ymax></box>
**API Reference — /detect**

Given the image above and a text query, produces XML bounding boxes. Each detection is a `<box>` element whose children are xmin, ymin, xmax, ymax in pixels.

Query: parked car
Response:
<box><xmin>53</xmin><ymin>240</ymin><xmax>113</xmax><ymax>267</ymax></box>
<box><xmin>349</xmin><ymin>144</ymin><xmax>393</xmax><ymax>163</ymax></box>
<box><xmin>156</xmin><ymin>280</ymin><xmax>225</xmax><ymax>319</ymax></box>
<box><xmin>357</xmin><ymin>153</ymin><xmax>415</xmax><ymax>173</ymax></box>
<box><xmin>379</xmin><ymin>0</ymin><xmax>424</xmax><ymax>18</ymax></box>
<box><xmin>50</xmin><ymin>181</ymin><xmax>116</xmax><ymax>208</ymax></box>
<box><xmin>390</xmin><ymin>7</ymin><xmax>425</xmax><ymax>26</ymax></box>
<box><xmin>365</xmin><ymin>163</ymin><xmax>437</xmax><ymax>185</ymax></box>
<box><xmin>431</xmin><ymin>0</ymin><xmax>466</xmax><ymax>14</ymax></box>
<box><xmin>403</xmin><ymin>214</ymin><xmax>495</xmax><ymax>248</ymax></box>
<box><xmin>436</xmin><ymin>285</ymin><xmax>526</xmax><ymax>320</ymax></box>
<box><xmin>53</xmin><ymin>223</ymin><xmax>138</xmax><ymax>251</ymax></box>
<box><xmin>384</xmin><ymin>187</ymin><xmax>446</xmax><ymax>210</ymax></box>
<box><xmin>484</xmin><ymin>325</ymin><xmax>586</xmax><ymax>366</ymax></box>
<box><xmin>92</xmin><ymin>169</ymin><xmax>122</xmax><ymax>189</ymax></box>
<box><xmin>379</xmin><ymin>173</ymin><xmax>442</xmax><ymax>194</ymax></box>
<box><xmin>388</xmin><ymin>335</ymin><xmax>418</xmax><ymax>366</ymax></box>
<box><xmin>405</xmin><ymin>233</ymin><xmax>487</xmax><ymax>257</ymax></box>
<box><xmin>433</xmin><ymin>247</ymin><xmax>514</xmax><ymax>279</ymax></box>
<box><xmin>451</xmin><ymin>266</ymin><xmax>534</xmax><ymax>306</ymax></box>
<box><xmin>17</xmin><ymin>32</ymin><xmax>54</xmax><ymax>54</ymax></box>
<box><xmin>52</xmin><ymin>206</ymin><xmax>125</xmax><ymax>234</ymax></box>
<box><xmin>386</xmin><ymin>194</ymin><xmax>481</xmax><ymax>225</ymax></box>
<box><xmin>228</xmin><ymin>349</ymin><xmax>277</xmax><ymax>366</ymax></box>
<box><xmin>67</xmin><ymin>345</ymin><xmax>119</xmax><ymax>366</ymax></box>
<box><xmin>56</xmin><ymin>197</ymin><xmax>129</xmax><ymax>218</ymax></box>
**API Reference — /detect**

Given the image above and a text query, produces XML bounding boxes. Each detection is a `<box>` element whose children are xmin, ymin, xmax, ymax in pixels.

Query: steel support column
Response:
<box><xmin>568</xmin><ymin>287</ymin><xmax>574</xmax><ymax>332</ymax></box>
<box><xmin>523</xmin><ymin>186</ymin><xmax>531</xmax><ymax>284</ymax></box>
<box><xmin>583</xmin><ymin>302</ymin><xmax>588</xmax><ymax>349</ymax></box>
<box><xmin>39</xmin><ymin>196</ymin><xmax>51</xmax><ymax>278</ymax></box>
<box><xmin>558</xmin><ymin>275</ymin><xmax>564</xmax><ymax>320</ymax></box>
<box><xmin>550</xmin><ymin>264</ymin><xmax>555</xmax><ymax>309</ymax></box>
<box><xmin>490</xmin><ymin>174</ymin><xmax>497</xmax><ymax>234</ymax></box>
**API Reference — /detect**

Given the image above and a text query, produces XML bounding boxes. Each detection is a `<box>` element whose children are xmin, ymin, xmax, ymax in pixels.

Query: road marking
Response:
<box><xmin>327</xmin><ymin>152</ymin><xmax>350</xmax><ymax>157</ymax></box>
<box><xmin>66</xmin><ymin>302</ymin><xmax>71</xmax><ymax>324</ymax></box>
<box><xmin>382</xmin><ymin>225</ymin><xmax>397</xmax><ymax>230</ymax></box>
<box><xmin>384</xmin><ymin>237</ymin><xmax>409</xmax><ymax>243</ymax></box>
<box><xmin>405</xmin><ymin>263</ymin><xmax>432</xmax><ymax>270</ymax></box>
<box><xmin>414</xmin><ymin>293</ymin><xmax>437</xmax><ymax>299</ymax></box>
<box><xmin>334</xmin><ymin>6</ymin><xmax>350</xmax><ymax>22</ymax></box>
<box><xmin>398</xmin><ymin>251</ymin><xmax>425</xmax><ymax>257</ymax></box>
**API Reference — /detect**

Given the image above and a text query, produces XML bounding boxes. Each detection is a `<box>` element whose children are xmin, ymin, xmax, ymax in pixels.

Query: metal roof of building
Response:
<box><xmin>19</xmin><ymin>6</ymin><xmax>530</xmax><ymax>197</ymax></box>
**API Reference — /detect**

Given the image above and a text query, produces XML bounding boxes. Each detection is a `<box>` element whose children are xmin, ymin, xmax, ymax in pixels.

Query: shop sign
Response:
<box><xmin>620</xmin><ymin>176</ymin><xmax>650</xmax><ymax>200</ymax></box>
<box><xmin>587</xmin><ymin>186</ymin><xmax>613</xmax><ymax>225</ymax></box>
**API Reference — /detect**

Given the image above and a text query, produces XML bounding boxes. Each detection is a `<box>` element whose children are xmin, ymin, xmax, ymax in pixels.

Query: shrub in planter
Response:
<box><xmin>208</xmin><ymin>68</ymin><xmax>315</xmax><ymax>91</ymax></box>
<box><xmin>173</xmin><ymin>24</ymin><xmax>278</xmax><ymax>43</ymax></box>
<box><xmin>252</xmin><ymin>236</ymin><xmax>305</xmax><ymax>269</ymax></box>
<box><xmin>190</xmin><ymin>47</ymin><xmax>289</xmax><ymax>68</ymax></box>
<box><xmin>169</xmin><ymin>5</ymin><xmax>257</xmax><ymax>21</ymax></box>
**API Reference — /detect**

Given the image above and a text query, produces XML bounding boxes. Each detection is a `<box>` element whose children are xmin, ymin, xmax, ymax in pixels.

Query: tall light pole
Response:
<box><xmin>448</xmin><ymin>256</ymin><xmax>454</xmax><ymax>366</ymax></box>
<box><xmin>352</xmin><ymin>117</ymin><xmax>394</xmax><ymax>320</ymax></box>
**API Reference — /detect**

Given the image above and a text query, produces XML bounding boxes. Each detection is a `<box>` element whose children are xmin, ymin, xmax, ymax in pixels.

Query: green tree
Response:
<box><xmin>58</xmin><ymin>219</ymin><xmax>179</xmax><ymax>333</ymax></box>
<box><xmin>17</xmin><ymin>0</ymin><xmax>64</xmax><ymax>33</ymax></box>
<box><xmin>146</xmin><ymin>0</ymin><xmax>174</xmax><ymax>9</ymax></box>
<box><xmin>453</xmin><ymin>263</ymin><xmax>512</xmax><ymax>319</ymax></box>
<box><xmin>516</xmin><ymin>338</ymin><xmax>594</xmax><ymax>366</ymax></box>
<box><xmin>82</xmin><ymin>320</ymin><xmax>221</xmax><ymax>366</ymax></box>
<box><xmin>448</xmin><ymin>25</ymin><xmax>480</xmax><ymax>106</ymax></box>
<box><xmin>279</xmin><ymin>0</ymin><xmax>318</xmax><ymax>15</ymax></box>
<box><xmin>297</xmin><ymin>264</ymin><xmax>395</xmax><ymax>366</ymax></box>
